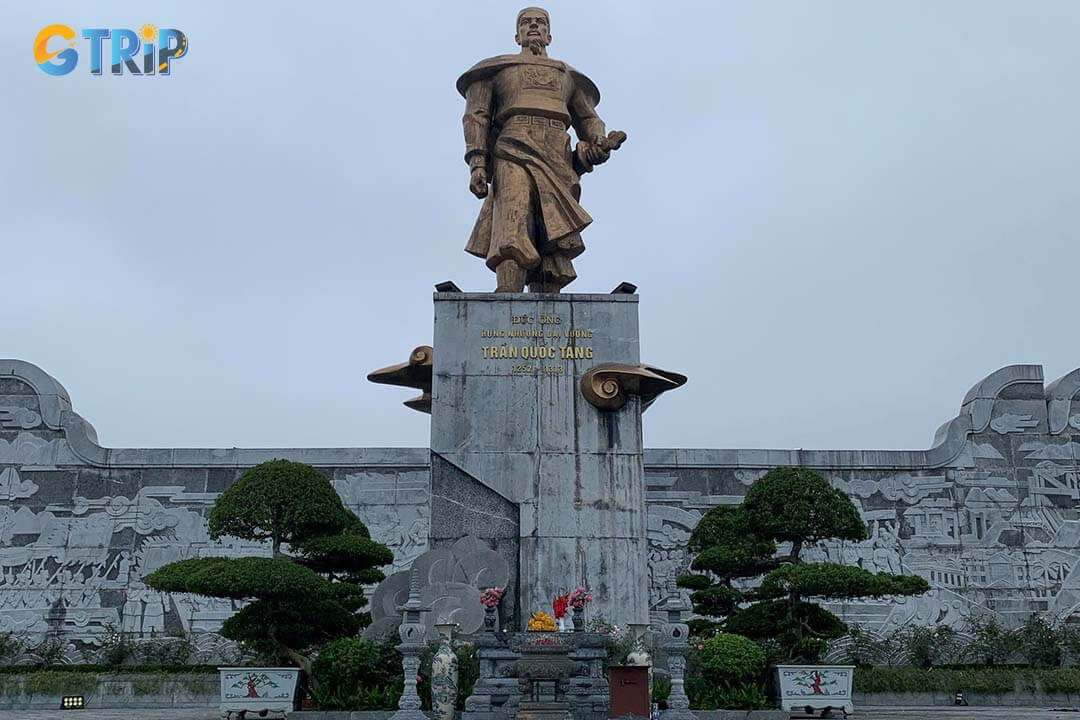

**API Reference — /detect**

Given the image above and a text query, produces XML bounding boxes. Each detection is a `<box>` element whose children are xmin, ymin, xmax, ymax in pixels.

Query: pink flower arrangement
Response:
<box><xmin>568</xmin><ymin>586</ymin><xmax>592</xmax><ymax>609</ymax></box>
<box><xmin>480</xmin><ymin>587</ymin><xmax>503</xmax><ymax>608</ymax></box>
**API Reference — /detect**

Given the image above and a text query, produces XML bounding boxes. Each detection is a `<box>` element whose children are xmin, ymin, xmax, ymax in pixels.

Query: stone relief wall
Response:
<box><xmin>645</xmin><ymin>365</ymin><xmax>1080</xmax><ymax>638</ymax></box>
<box><xmin>4</xmin><ymin>359</ymin><xmax>1080</xmax><ymax>656</ymax></box>
<box><xmin>0</xmin><ymin>360</ymin><xmax>430</xmax><ymax>661</ymax></box>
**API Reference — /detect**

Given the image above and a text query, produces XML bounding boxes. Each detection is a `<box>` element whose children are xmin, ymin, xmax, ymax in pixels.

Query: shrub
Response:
<box><xmin>0</xmin><ymin>632</ymin><xmax>24</xmax><ymax>663</ymax></box>
<box><xmin>848</xmin><ymin>667</ymin><xmax>1080</xmax><ymax>695</ymax></box>
<box><xmin>1038</xmin><ymin>667</ymin><xmax>1080</xmax><ymax>694</ymax></box>
<box><xmin>311</xmin><ymin>637</ymin><xmax>402</xmax><ymax>711</ymax></box>
<box><xmin>1018</xmin><ymin>615</ymin><xmax>1062</xmax><ymax>667</ymax></box>
<box><xmin>1059</xmin><ymin>624</ymin><xmax>1080</xmax><ymax>665</ymax></box>
<box><xmin>843</xmin><ymin>624</ymin><xmax>879</xmax><ymax>668</ymax></box>
<box><xmin>145</xmin><ymin>460</ymin><xmax>394</xmax><ymax>685</ymax></box>
<box><xmin>685</xmin><ymin>637</ymin><xmax>770</xmax><ymax>711</ymax></box>
<box><xmin>29</xmin><ymin>637</ymin><xmax>65</xmax><ymax>668</ymax></box>
<box><xmin>97</xmin><ymin>625</ymin><xmax>136</xmax><ymax>666</ymax></box>
<box><xmin>966</xmin><ymin>614</ymin><xmax>1021</xmax><ymax>666</ymax></box>
<box><xmin>131</xmin><ymin>675</ymin><xmax>166</xmax><ymax>696</ymax></box>
<box><xmin>25</xmin><ymin>671</ymin><xmax>98</xmax><ymax>697</ymax></box>
<box><xmin>698</xmin><ymin>633</ymin><xmax>766</xmax><ymax>685</ymax></box>
<box><xmin>680</xmin><ymin>467</ymin><xmax>929</xmax><ymax>663</ymax></box>
<box><xmin>896</xmin><ymin>625</ymin><xmax>962</xmax><ymax>668</ymax></box>
<box><xmin>687</xmin><ymin>679</ymin><xmax>769</xmax><ymax>710</ymax></box>
<box><xmin>137</xmin><ymin>635</ymin><xmax>193</xmax><ymax>666</ymax></box>
<box><xmin>651</xmin><ymin>674</ymin><xmax>671</xmax><ymax>708</ymax></box>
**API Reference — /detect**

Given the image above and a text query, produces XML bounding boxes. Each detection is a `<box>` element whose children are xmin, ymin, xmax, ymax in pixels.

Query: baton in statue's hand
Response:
<box><xmin>577</xmin><ymin>130</ymin><xmax>627</xmax><ymax>172</ymax></box>
<box><xmin>598</xmin><ymin>130</ymin><xmax>627</xmax><ymax>153</ymax></box>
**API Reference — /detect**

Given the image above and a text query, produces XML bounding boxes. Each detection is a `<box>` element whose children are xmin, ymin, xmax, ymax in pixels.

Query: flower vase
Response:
<box><xmin>627</xmin><ymin>623</ymin><xmax>651</xmax><ymax>666</ymax></box>
<box><xmin>572</xmin><ymin>606</ymin><xmax>584</xmax><ymax>632</ymax></box>
<box><xmin>431</xmin><ymin>623</ymin><xmax>458</xmax><ymax>720</ymax></box>
<box><xmin>483</xmin><ymin>605</ymin><xmax>497</xmax><ymax>632</ymax></box>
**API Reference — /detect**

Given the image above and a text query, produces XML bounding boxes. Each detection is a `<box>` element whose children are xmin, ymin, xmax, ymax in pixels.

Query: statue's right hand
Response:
<box><xmin>469</xmin><ymin>167</ymin><xmax>488</xmax><ymax>199</ymax></box>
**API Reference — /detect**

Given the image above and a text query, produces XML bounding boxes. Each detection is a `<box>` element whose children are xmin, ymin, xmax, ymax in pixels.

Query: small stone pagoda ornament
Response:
<box><xmin>458</xmin><ymin>7</ymin><xmax>626</xmax><ymax>293</ymax></box>
<box><xmin>389</xmin><ymin>569</ymin><xmax>431</xmax><ymax>720</ymax></box>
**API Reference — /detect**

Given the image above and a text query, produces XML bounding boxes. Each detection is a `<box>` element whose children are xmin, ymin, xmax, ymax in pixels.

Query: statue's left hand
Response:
<box><xmin>583</xmin><ymin>141</ymin><xmax>611</xmax><ymax>166</ymax></box>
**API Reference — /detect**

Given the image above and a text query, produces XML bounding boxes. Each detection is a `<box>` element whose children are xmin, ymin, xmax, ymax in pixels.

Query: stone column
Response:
<box><xmin>390</xmin><ymin>570</ymin><xmax>431</xmax><ymax>720</ymax></box>
<box><xmin>659</xmin><ymin>596</ymin><xmax>694</xmax><ymax>720</ymax></box>
<box><xmin>431</xmin><ymin>292</ymin><xmax>649</xmax><ymax>626</ymax></box>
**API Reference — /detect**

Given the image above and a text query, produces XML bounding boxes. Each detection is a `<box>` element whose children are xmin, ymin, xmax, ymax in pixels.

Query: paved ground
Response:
<box><xmin>0</xmin><ymin>712</ymin><xmax>221</xmax><ymax>720</ymax></box>
<box><xmin>858</xmin><ymin>709</ymin><xmax>1080</xmax><ymax>719</ymax></box>
<box><xmin>2</xmin><ymin>709</ymin><xmax>1080</xmax><ymax>720</ymax></box>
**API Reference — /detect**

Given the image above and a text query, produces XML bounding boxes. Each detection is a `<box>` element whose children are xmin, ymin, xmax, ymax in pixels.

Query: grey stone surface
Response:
<box><xmin>430</xmin><ymin>454</ymin><xmax>519</xmax><ymax>628</ymax></box>
<box><xmin>430</xmin><ymin>294</ymin><xmax>649</xmax><ymax>626</ymax></box>
<box><xmin>6</xmin><ymin>352</ymin><xmax>1080</xmax><ymax>650</ymax></box>
<box><xmin>370</xmin><ymin>536</ymin><xmax>509</xmax><ymax>639</ymax></box>
<box><xmin>690</xmin><ymin>713</ymin><xmax>786</xmax><ymax>720</ymax></box>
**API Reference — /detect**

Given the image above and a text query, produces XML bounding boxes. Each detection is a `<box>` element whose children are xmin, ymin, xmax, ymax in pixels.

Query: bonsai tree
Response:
<box><xmin>679</xmin><ymin>467</ymin><xmax>929</xmax><ymax>662</ymax></box>
<box><xmin>146</xmin><ymin>459</ymin><xmax>393</xmax><ymax>680</ymax></box>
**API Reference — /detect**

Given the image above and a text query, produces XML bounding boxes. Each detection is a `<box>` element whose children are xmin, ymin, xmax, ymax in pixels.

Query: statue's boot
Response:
<box><xmin>527</xmin><ymin>251</ymin><xmax>577</xmax><ymax>293</ymax></box>
<box><xmin>495</xmin><ymin>260</ymin><xmax>527</xmax><ymax>293</ymax></box>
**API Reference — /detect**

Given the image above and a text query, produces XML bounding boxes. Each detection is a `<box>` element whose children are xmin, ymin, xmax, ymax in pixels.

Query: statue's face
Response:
<box><xmin>515</xmin><ymin>8</ymin><xmax>551</xmax><ymax>50</ymax></box>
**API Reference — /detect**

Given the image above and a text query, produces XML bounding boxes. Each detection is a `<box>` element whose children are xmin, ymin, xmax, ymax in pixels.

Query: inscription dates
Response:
<box><xmin>479</xmin><ymin>314</ymin><xmax>594</xmax><ymax>371</ymax></box>
<box><xmin>511</xmin><ymin>364</ymin><xmax>565</xmax><ymax>376</ymax></box>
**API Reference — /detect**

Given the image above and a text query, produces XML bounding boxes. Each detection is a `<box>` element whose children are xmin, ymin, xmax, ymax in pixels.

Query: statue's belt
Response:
<box><xmin>505</xmin><ymin>114</ymin><xmax>566</xmax><ymax>131</ymax></box>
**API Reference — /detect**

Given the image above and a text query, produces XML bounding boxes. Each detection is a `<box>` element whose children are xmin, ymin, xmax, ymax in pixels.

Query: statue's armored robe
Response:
<box><xmin>458</xmin><ymin>56</ymin><xmax>606</xmax><ymax>291</ymax></box>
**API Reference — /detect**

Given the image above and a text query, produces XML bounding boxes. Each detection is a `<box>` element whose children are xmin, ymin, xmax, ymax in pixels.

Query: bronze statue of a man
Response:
<box><xmin>457</xmin><ymin>7</ymin><xmax>625</xmax><ymax>293</ymax></box>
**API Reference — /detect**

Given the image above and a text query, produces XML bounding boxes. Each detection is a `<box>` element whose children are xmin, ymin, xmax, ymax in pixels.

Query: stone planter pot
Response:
<box><xmin>483</xmin><ymin>605</ymin><xmax>497</xmax><ymax>632</ymax></box>
<box><xmin>775</xmin><ymin>664</ymin><xmax>854</xmax><ymax>717</ymax></box>
<box><xmin>431</xmin><ymin>623</ymin><xmax>459</xmax><ymax>720</ymax></box>
<box><xmin>219</xmin><ymin>667</ymin><xmax>299</xmax><ymax>718</ymax></box>
<box><xmin>572</xmin><ymin>606</ymin><xmax>584</xmax><ymax>631</ymax></box>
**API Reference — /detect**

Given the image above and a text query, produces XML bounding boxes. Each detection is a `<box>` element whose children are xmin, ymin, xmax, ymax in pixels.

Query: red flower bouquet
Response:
<box><xmin>552</xmin><ymin>592</ymin><xmax>569</xmax><ymax>620</ymax></box>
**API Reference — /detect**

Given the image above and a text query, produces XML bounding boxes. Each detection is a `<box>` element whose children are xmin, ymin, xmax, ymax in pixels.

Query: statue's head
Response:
<box><xmin>515</xmin><ymin>7</ymin><xmax>551</xmax><ymax>54</ymax></box>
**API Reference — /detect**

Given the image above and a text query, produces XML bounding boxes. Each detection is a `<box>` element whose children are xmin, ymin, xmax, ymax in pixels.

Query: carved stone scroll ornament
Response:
<box><xmin>580</xmin><ymin>364</ymin><xmax>686</xmax><ymax>411</ymax></box>
<box><xmin>367</xmin><ymin>346</ymin><xmax>434</xmax><ymax>414</ymax></box>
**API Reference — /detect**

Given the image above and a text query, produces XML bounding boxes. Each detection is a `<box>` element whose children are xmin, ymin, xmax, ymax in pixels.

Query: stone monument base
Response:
<box><xmin>432</xmin><ymin>291</ymin><xmax>650</xmax><ymax>627</ymax></box>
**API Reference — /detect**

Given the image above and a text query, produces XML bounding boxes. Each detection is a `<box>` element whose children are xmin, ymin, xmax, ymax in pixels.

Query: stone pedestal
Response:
<box><xmin>566</xmin><ymin>645</ymin><xmax>609</xmax><ymax>720</ymax></box>
<box><xmin>431</xmin><ymin>291</ymin><xmax>649</xmax><ymax>627</ymax></box>
<box><xmin>464</xmin><ymin>636</ymin><xmax>520</xmax><ymax>720</ymax></box>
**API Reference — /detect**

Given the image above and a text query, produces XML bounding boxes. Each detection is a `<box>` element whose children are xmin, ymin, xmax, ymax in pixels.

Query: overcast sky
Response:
<box><xmin>3</xmin><ymin>1</ymin><xmax>1078</xmax><ymax>453</ymax></box>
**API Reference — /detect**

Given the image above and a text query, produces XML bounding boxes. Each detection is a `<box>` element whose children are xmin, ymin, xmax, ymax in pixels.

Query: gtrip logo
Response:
<box><xmin>34</xmin><ymin>24</ymin><xmax>188</xmax><ymax>76</ymax></box>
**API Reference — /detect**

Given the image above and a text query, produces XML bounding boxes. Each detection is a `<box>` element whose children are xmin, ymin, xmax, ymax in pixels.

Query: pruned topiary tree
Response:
<box><xmin>146</xmin><ymin>459</ymin><xmax>393</xmax><ymax>681</ymax></box>
<box><xmin>679</xmin><ymin>467</ymin><xmax>929</xmax><ymax>662</ymax></box>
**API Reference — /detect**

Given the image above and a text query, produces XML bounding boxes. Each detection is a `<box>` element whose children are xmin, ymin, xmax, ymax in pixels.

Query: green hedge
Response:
<box><xmin>0</xmin><ymin>664</ymin><xmax>221</xmax><ymax>675</ymax></box>
<box><xmin>24</xmin><ymin>672</ymin><xmax>100</xmax><ymax>697</ymax></box>
<box><xmin>0</xmin><ymin>666</ymin><xmax>225</xmax><ymax>698</ymax></box>
<box><xmin>853</xmin><ymin>667</ymin><xmax>1080</xmax><ymax>694</ymax></box>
